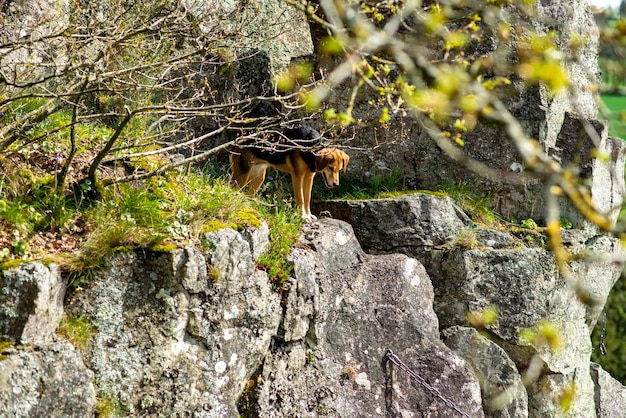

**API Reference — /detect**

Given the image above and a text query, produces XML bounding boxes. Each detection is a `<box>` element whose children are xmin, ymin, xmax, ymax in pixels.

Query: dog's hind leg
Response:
<box><xmin>230</xmin><ymin>151</ymin><xmax>249</xmax><ymax>189</ymax></box>
<box><xmin>245</xmin><ymin>164</ymin><xmax>267</xmax><ymax>195</ymax></box>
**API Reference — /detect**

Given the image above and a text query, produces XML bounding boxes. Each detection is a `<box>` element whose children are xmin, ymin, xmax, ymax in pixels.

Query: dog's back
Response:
<box><xmin>232</xmin><ymin>125</ymin><xmax>323</xmax><ymax>170</ymax></box>
<box><xmin>240</xmin><ymin>126</ymin><xmax>324</xmax><ymax>154</ymax></box>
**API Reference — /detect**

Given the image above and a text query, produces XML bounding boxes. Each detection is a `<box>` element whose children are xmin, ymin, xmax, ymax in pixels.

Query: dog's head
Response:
<box><xmin>315</xmin><ymin>148</ymin><xmax>350</xmax><ymax>188</ymax></box>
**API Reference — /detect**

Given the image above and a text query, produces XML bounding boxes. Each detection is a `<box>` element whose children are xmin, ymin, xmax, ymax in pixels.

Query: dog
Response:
<box><xmin>230</xmin><ymin>126</ymin><xmax>350</xmax><ymax>222</ymax></box>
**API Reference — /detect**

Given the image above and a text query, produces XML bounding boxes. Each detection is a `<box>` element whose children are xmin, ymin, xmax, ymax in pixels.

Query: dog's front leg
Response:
<box><xmin>302</xmin><ymin>172</ymin><xmax>317</xmax><ymax>222</ymax></box>
<box><xmin>290</xmin><ymin>172</ymin><xmax>306</xmax><ymax>219</ymax></box>
<box><xmin>291</xmin><ymin>172</ymin><xmax>316</xmax><ymax>222</ymax></box>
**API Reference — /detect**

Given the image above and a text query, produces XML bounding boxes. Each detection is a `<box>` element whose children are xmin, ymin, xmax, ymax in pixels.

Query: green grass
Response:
<box><xmin>434</xmin><ymin>180</ymin><xmax>500</xmax><ymax>225</ymax></box>
<box><xmin>62</xmin><ymin>172</ymin><xmax>272</xmax><ymax>272</ymax></box>
<box><xmin>95</xmin><ymin>394</ymin><xmax>128</xmax><ymax>418</ymax></box>
<box><xmin>255</xmin><ymin>194</ymin><xmax>303</xmax><ymax>290</ymax></box>
<box><xmin>600</xmin><ymin>94</ymin><xmax>626</xmax><ymax>140</ymax></box>
<box><xmin>1</xmin><ymin>105</ymin><xmax>303</xmax><ymax>287</ymax></box>
<box><xmin>312</xmin><ymin>169</ymin><xmax>404</xmax><ymax>200</ymax></box>
<box><xmin>57</xmin><ymin>314</ymin><xmax>97</xmax><ymax>351</ymax></box>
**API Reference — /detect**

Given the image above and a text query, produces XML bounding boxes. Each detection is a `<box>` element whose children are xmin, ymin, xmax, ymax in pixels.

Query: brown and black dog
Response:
<box><xmin>230</xmin><ymin>126</ymin><xmax>349</xmax><ymax>222</ymax></box>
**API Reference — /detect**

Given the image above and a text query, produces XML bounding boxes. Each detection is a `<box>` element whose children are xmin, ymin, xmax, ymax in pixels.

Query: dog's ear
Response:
<box><xmin>341</xmin><ymin>151</ymin><xmax>350</xmax><ymax>173</ymax></box>
<box><xmin>315</xmin><ymin>151</ymin><xmax>334</xmax><ymax>172</ymax></box>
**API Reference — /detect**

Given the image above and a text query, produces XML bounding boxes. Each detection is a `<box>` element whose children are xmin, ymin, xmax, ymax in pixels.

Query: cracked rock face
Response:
<box><xmin>0</xmin><ymin>262</ymin><xmax>65</xmax><ymax>345</ymax></box>
<box><xmin>314</xmin><ymin>193</ymin><xmax>625</xmax><ymax>417</ymax></box>
<box><xmin>0</xmin><ymin>340</ymin><xmax>96</xmax><ymax>418</ymax></box>
<box><xmin>443</xmin><ymin>326</ymin><xmax>528</xmax><ymax>418</ymax></box>
<box><xmin>0</xmin><ymin>210</ymin><xmax>624</xmax><ymax>417</ymax></box>
<box><xmin>256</xmin><ymin>219</ymin><xmax>484</xmax><ymax>418</ymax></box>
<box><xmin>64</xmin><ymin>229</ymin><xmax>281</xmax><ymax>417</ymax></box>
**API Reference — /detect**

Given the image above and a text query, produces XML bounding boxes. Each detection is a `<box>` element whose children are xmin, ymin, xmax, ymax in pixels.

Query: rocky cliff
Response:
<box><xmin>2</xmin><ymin>0</ymin><xmax>626</xmax><ymax>416</ymax></box>
<box><xmin>324</xmin><ymin>0</ymin><xmax>625</xmax><ymax>230</ymax></box>
<box><xmin>1</xmin><ymin>197</ymin><xmax>625</xmax><ymax>417</ymax></box>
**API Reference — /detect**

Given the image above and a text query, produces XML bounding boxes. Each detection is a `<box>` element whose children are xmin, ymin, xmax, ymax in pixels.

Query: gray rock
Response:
<box><xmin>0</xmin><ymin>0</ymin><xmax>69</xmax><ymax>86</ymax></box>
<box><xmin>592</xmin><ymin>363</ymin><xmax>626</xmax><ymax>418</ymax></box>
<box><xmin>65</xmin><ymin>227</ymin><xmax>281</xmax><ymax>417</ymax></box>
<box><xmin>527</xmin><ymin>371</ymin><xmax>596</xmax><ymax>418</ymax></box>
<box><xmin>442</xmin><ymin>326</ymin><xmax>528</xmax><ymax>418</ymax></box>
<box><xmin>300</xmin><ymin>217</ymin><xmax>366</xmax><ymax>273</ymax></box>
<box><xmin>475</xmin><ymin>229</ymin><xmax>518</xmax><ymax>249</ymax></box>
<box><xmin>497</xmin><ymin>115</ymin><xmax>626</xmax><ymax>228</ymax></box>
<box><xmin>565</xmin><ymin>233</ymin><xmax>625</xmax><ymax>329</ymax></box>
<box><xmin>241</xmin><ymin>221</ymin><xmax>270</xmax><ymax>259</ymax></box>
<box><xmin>313</xmin><ymin>193</ymin><xmax>472</xmax><ymax>254</ymax></box>
<box><xmin>429</xmin><ymin>245</ymin><xmax>591</xmax><ymax>375</ymax></box>
<box><xmin>256</xmin><ymin>219</ymin><xmax>483</xmax><ymax>418</ymax></box>
<box><xmin>281</xmin><ymin>249</ymin><xmax>318</xmax><ymax>342</ymax></box>
<box><xmin>186</xmin><ymin>0</ymin><xmax>313</xmax><ymax>71</ymax></box>
<box><xmin>319</xmin><ymin>195</ymin><xmax>624</xmax><ymax>416</ymax></box>
<box><xmin>0</xmin><ymin>262</ymin><xmax>65</xmax><ymax>345</ymax></box>
<box><xmin>0</xmin><ymin>340</ymin><xmax>96</xmax><ymax>418</ymax></box>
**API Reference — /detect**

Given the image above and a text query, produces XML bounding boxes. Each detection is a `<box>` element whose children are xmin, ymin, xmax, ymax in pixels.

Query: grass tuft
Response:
<box><xmin>57</xmin><ymin>314</ymin><xmax>97</xmax><ymax>351</ymax></box>
<box><xmin>313</xmin><ymin>169</ymin><xmax>404</xmax><ymax>200</ymax></box>
<box><xmin>0</xmin><ymin>338</ymin><xmax>14</xmax><ymax>361</ymax></box>
<box><xmin>450</xmin><ymin>228</ymin><xmax>478</xmax><ymax>250</ymax></box>
<box><xmin>436</xmin><ymin>180</ymin><xmax>499</xmax><ymax>226</ymax></box>
<box><xmin>255</xmin><ymin>194</ymin><xmax>303</xmax><ymax>290</ymax></box>
<box><xmin>95</xmin><ymin>394</ymin><xmax>128</xmax><ymax>418</ymax></box>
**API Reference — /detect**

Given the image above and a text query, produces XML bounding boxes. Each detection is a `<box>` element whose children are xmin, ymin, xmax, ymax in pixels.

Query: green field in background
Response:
<box><xmin>600</xmin><ymin>94</ymin><xmax>626</xmax><ymax>140</ymax></box>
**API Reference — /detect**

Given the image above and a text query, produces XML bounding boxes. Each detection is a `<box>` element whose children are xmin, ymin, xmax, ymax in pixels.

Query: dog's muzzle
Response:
<box><xmin>322</xmin><ymin>175</ymin><xmax>338</xmax><ymax>188</ymax></box>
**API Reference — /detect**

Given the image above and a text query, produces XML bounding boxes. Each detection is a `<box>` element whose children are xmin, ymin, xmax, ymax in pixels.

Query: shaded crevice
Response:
<box><xmin>237</xmin><ymin>360</ymin><xmax>264</xmax><ymax>418</ymax></box>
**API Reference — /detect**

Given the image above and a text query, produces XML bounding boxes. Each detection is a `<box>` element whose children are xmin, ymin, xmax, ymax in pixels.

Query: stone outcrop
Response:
<box><xmin>1</xmin><ymin>205</ymin><xmax>624</xmax><ymax>416</ymax></box>
<box><xmin>0</xmin><ymin>340</ymin><xmax>96</xmax><ymax>418</ymax></box>
<box><xmin>322</xmin><ymin>0</ymin><xmax>625</xmax><ymax>228</ymax></box>
<box><xmin>314</xmin><ymin>193</ymin><xmax>472</xmax><ymax>255</ymax></box>
<box><xmin>315</xmin><ymin>191</ymin><xmax>625</xmax><ymax>417</ymax></box>
<box><xmin>0</xmin><ymin>262</ymin><xmax>65</xmax><ymax>345</ymax></box>
<box><xmin>0</xmin><ymin>219</ymin><xmax>479</xmax><ymax>417</ymax></box>
<box><xmin>64</xmin><ymin>230</ymin><xmax>282</xmax><ymax>417</ymax></box>
<box><xmin>0</xmin><ymin>0</ymin><xmax>624</xmax><ymax>417</ymax></box>
<box><xmin>256</xmin><ymin>219</ymin><xmax>483</xmax><ymax>417</ymax></box>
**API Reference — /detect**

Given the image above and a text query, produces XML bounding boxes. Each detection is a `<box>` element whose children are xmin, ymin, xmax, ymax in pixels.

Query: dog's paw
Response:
<box><xmin>302</xmin><ymin>214</ymin><xmax>318</xmax><ymax>223</ymax></box>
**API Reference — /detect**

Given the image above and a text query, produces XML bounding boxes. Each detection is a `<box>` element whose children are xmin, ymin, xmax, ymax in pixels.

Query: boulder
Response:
<box><xmin>592</xmin><ymin>363</ymin><xmax>626</xmax><ymax>418</ymax></box>
<box><xmin>429</xmin><ymin>245</ymin><xmax>589</xmax><ymax>374</ymax></box>
<box><xmin>64</xmin><ymin>228</ymin><xmax>281</xmax><ymax>417</ymax></box>
<box><xmin>0</xmin><ymin>262</ymin><xmax>65</xmax><ymax>345</ymax></box>
<box><xmin>313</xmin><ymin>192</ymin><xmax>472</xmax><ymax>254</ymax></box>
<box><xmin>442</xmin><ymin>326</ymin><xmax>528</xmax><ymax>418</ymax></box>
<box><xmin>256</xmin><ymin>219</ymin><xmax>484</xmax><ymax>417</ymax></box>
<box><xmin>0</xmin><ymin>340</ymin><xmax>96</xmax><ymax>418</ymax></box>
